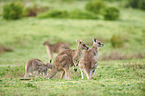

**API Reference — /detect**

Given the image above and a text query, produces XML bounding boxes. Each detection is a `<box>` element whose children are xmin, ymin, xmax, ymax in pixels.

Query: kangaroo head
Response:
<box><xmin>76</xmin><ymin>40</ymin><xmax>89</xmax><ymax>50</ymax></box>
<box><xmin>93</xmin><ymin>39</ymin><xmax>104</xmax><ymax>48</ymax></box>
<box><xmin>43</xmin><ymin>39</ymin><xmax>51</xmax><ymax>45</ymax></box>
<box><xmin>46</xmin><ymin>59</ymin><xmax>52</xmax><ymax>69</ymax></box>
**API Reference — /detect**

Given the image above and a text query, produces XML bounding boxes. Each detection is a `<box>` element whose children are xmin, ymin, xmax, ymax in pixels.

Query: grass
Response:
<box><xmin>0</xmin><ymin>59</ymin><xmax>145</xmax><ymax>96</ymax></box>
<box><xmin>0</xmin><ymin>0</ymin><xmax>145</xmax><ymax>96</ymax></box>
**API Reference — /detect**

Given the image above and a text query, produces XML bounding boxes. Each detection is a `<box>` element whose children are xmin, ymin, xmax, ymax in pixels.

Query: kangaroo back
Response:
<box><xmin>24</xmin><ymin>59</ymin><xmax>49</xmax><ymax>79</ymax></box>
<box><xmin>43</xmin><ymin>39</ymin><xmax>70</xmax><ymax>60</ymax></box>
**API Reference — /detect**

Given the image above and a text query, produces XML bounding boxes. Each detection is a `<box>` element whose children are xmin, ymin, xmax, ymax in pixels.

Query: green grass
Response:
<box><xmin>0</xmin><ymin>1</ymin><xmax>145</xmax><ymax>96</ymax></box>
<box><xmin>0</xmin><ymin>59</ymin><xmax>145</xmax><ymax>96</ymax></box>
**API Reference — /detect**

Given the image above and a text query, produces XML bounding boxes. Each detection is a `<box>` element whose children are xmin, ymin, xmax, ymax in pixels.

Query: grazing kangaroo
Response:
<box><xmin>79</xmin><ymin>39</ymin><xmax>104</xmax><ymax>79</ymax></box>
<box><xmin>46</xmin><ymin>40</ymin><xmax>89</xmax><ymax>79</ymax></box>
<box><xmin>24</xmin><ymin>59</ymin><xmax>52</xmax><ymax>79</ymax></box>
<box><xmin>43</xmin><ymin>39</ymin><xmax>70</xmax><ymax>60</ymax></box>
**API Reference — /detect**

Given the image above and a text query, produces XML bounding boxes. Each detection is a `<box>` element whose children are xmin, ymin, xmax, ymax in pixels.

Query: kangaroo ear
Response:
<box><xmin>93</xmin><ymin>38</ymin><xmax>97</xmax><ymax>43</ymax></box>
<box><xmin>76</xmin><ymin>40</ymin><xmax>82</xmax><ymax>44</ymax></box>
<box><xmin>43</xmin><ymin>41</ymin><xmax>46</xmax><ymax>45</ymax></box>
<box><xmin>43</xmin><ymin>39</ymin><xmax>50</xmax><ymax>45</ymax></box>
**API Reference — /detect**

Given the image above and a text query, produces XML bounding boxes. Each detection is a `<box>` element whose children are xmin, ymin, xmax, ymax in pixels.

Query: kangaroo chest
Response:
<box><xmin>73</xmin><ymin>51</ymin><xmax>84</xmax><ymax>65</ymax></box>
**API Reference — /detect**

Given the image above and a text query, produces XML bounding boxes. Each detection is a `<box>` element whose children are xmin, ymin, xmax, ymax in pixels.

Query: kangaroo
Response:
<box><xmin>46</xmin><ymin>40</ymin><xmax>89</xmax><ymax>79</ymax></box>
<box><xmin>79</xmin><ymin>39</ymin><xmax>104</xmax><ymax>79</ymax></box>
<box><xmin>24</xmin><ymin>59</ymin><xmax>52</xmax><ymax>79</ymax></box>
<box><xmin>43</xmin><ymin>39</ymin><xmax>70</xmax><ymax>60</ymax></box>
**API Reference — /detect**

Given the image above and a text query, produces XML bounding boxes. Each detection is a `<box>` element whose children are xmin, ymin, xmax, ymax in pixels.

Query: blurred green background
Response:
<box><xmin>0</xmin><ymin>0</ymin><xmax>145</xmax><ymax>96</ymax></box>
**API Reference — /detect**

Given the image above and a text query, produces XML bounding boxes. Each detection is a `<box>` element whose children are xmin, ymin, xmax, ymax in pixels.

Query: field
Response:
<box><xmin>0</xmin><ymin>0</ymin><xmax>145</xmax><ymax>96</ymax></box>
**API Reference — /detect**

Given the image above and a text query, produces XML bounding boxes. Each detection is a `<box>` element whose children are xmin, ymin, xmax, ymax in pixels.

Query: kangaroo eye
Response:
<box><xmin>83</xmin><ymin>44</ymin><xmax>86</xmax><ymax>47</ymax></box>
<box><xmin>98</xmin><ymin>42</ymin><xmax>101</xmax><ymax>44</ymax></box>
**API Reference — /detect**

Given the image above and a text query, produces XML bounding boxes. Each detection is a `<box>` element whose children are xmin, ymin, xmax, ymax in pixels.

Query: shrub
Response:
<box><xmin>105</xmin><ymin>0</ymin><xmax>123</xmax><ymax>2</ymax></box>
<box><xmin>37</xmin><ymin>10</ymin><xmax>68</xmax><ymax>18</ymax></box>
<box><xmin>3</xmin><ymin>2</ymin><xmax>24</xmax><ymax>20</ymax></box>
<box><xmin>127</xmin><ymin>0</ymin><xmax>145</xmax><ymax>10</ymax></box>
<box><xmin>103</xmin><ymin>7</ymin><xmax>120</xmax><ymax>20</ymax></box>
<box><xmin>68</xmin><ymin>9</ymin><xmax>99</xmax><ymax>19</ymax></box>
<box><xmin>23</xmin><ymin>6</ymin><xmax>38</xmax><ymax>17</ymax></box>
<box><xmin>24</xmin><ymin>6</ymin><xmax>49</xmax><ymax>17</ymax></box>
<box><xmin>110</xmin><ymin>34</ymin><xmax>123</xmax><ymax>48</ymax></box>
<box><xmin>85</xmin><ymin>0</ymin><xmax>106</xmax><ymax>14</ymax></box>
<box><xmin>127</xmin><ymin>0</ymin><xmax>138</xmax><ymax>8</ymax></box>
<box><xmin>38</xmin><ymin>9</ymin><xmax>99</xmax><ymax>19</ymax></box>
<box><xmin>138</xmin><ymin>0</ymin><xmax>145</xmax><ymax>10</ymax></box>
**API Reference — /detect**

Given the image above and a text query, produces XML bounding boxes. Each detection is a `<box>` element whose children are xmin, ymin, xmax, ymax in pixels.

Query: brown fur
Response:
<box><xmin>43</xmin><ymin>39</ymin><xmax>70</xmax><ymax>60</ymax></box>
<box><xmin>79</xmin><ymin>39</ymin><xmax>104</xmax><ymax>79</ymax></box>
<box><xmin>24</xmin><ymin>59</ymin><xmax>52</xmax><ymax>79</ymax></box>
<box><xmin>46</xmin><ymin>40</ymin><xmax>89</xmax><ymax>79</ymax></box>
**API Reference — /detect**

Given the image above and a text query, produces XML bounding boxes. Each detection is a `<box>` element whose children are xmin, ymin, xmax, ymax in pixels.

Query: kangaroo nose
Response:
<box><xmin>74</xmin><ymin>68</ymin><xmax>77</xmax><ymax>72</ymax></box>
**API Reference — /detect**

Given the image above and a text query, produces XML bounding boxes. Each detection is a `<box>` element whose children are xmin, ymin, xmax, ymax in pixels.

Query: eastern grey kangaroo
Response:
<box><xmin>24</xmin><ymin>59</ymin><xmax>52</xmax><ymax>79</ymax></box>
<box><xmin>79</xmin><ymin>39</ymin><xmax>104</xmax><ymax>79</ymax></box>
<box><xmin>43</xmin><ymin>39</ymin><xmax>70</xmax><ymax>60</ymax></box>
<box><xmin>46</xmin><ymin>40</ymin><xmax>89</xmax><ymax>79</ymax></box>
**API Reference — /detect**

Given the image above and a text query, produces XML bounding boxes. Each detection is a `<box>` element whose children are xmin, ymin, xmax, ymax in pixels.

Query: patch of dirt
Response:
<box><xmin>100</xmin><ymin>50</ymin><xmax>145</xmax><ymax>60</ymax></box>
<box><xmin>0</xmin><ymin>46</ymin><xmax>13</xmax><ymax>54</ymax></box>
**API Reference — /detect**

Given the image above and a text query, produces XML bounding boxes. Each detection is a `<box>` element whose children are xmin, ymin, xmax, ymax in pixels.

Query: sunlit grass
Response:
<box><xmin>0</xmin><ymin>0</ymin><xmax>145</xmax><ymax>96</ymax></box>
<box><xmin>0</xmin><ymin>59</ymin><xmax>144</xmax><ymax>96</ymax></box>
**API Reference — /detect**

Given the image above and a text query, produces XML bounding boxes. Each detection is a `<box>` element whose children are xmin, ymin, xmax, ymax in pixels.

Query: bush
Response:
<box><xmin>103</xmin><ymin>7</ymin><xmax>120</xmax><ymax>20</ymax></box>
<box><xmin>38</xmin><ymin>9</ymin><xmax>99</xmax><ymax>19</ymax></box>
<box><xmin>127</xmin><ymin>0</ymin><xmax>145</xmax><ymax>10</ymax></box>
<box><xmin>23</xmin><ymin>7</ymin><xmax>37</xmax><ymax>17</ymax></box>
<box><xmin>127</xmin><ymin>0</ymin><xmax>138</xmax><ymax>8</ymax></box>
<box><xmin>85</xmin><ymin>0</ymin><xmax>106</xmax><ymax>14</ymax></box>
<box><xmin>105</xmin><ymin>0</ymin><xmax>122</xmax><ymax>2</ymax></box>
<box><xmin>138</xmin><ymin>0</ymin><xmax>145</xmax><ymax>10</ymax></box>
<box><xmin>3</xmin><ymin>2</ymin><xmax>24</xmax><ymax>20</ymax></box>
<box><xmin>24</xmin><ymin>6</ymin><xmax>49</xmax><ymax>17</ymax></box>
<box><xmin>37</xmin><ymin>10</ymin><xmax>68</xmax><ymax>18</ymax></box>
<box><xmin>110</xmin><ymin>34</ymin><xmax>123</xmax><ymax>48</ymax></box>
<box><xmin>68</xmin><ymin>9</ymin><xmax>99</xmax><ymax>19</ymax></box>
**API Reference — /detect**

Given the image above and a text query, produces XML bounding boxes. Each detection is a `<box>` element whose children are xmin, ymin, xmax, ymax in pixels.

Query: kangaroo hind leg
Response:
<box><xmin>60</xmin><ymin>71</ymin><xmax>65</xmax><ymax>79</ymax></box>
<box><xmin>64</xmin><ymin>67</ymin><xmax>70</xmax><ymax>80</ymax></box>
<box><xmin>24</xmin><ymin>66</ymin><xmax>31</xmax><ymax>79</ymax></box>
